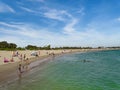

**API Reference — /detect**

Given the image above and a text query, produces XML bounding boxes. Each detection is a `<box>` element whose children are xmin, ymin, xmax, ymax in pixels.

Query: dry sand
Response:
<box><xmin>0</xmin><ymin>49</ymin><xmax>88</xmax><ymax>65</ymax></box>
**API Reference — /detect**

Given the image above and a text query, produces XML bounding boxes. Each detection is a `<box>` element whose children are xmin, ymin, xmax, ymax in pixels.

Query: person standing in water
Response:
<box><xmin>25</xmin><ymin>58</ymin><xmax>30</xmax><ymax>71</ymax></box>
<box><xmin>18</xmin><ymin>63</ymin><xmax>22</xmax><ymax>78</ymax></box>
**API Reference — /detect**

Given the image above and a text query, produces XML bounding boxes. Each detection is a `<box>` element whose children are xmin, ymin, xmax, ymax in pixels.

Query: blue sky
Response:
<box><xmin>0</xmin><ymin>0</ymin><xmax>120</xmax><ymax>47</ymax></box>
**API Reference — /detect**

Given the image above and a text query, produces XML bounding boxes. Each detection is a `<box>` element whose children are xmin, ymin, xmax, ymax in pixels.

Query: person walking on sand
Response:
<box><xmin>39</xmin><ymin>51</ymin><xmax>40</xmax><ymax>56</ymax></box>
<box><xmin>18</xmin><ymin>54</ymin><xmax>22</xmax><ymax>61</ymax></box>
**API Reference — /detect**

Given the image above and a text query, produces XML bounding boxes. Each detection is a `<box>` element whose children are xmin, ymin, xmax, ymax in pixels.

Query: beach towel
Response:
<box><xmin>4</xmin><ymin>58</ymin><xmax>9</xmax><ymax>63</ymax></box>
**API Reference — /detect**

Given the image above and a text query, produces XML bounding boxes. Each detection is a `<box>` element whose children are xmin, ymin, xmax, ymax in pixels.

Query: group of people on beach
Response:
<box><xmin>18</xmin><ymin>57</ymin><xmax>30</xmax><ymax>78</ymax></box>
<box><xmin>2</xmin><ymin>50</ymin><xmax>68</xmax><ymax>78</ymax></box>
<box><xmin>17</xmin><ymin>50</ymin><xmax>57</xmax><ymax>78</ymax></box>
<box><xmin>3</xmin><ymin>53</ymin><xmax>16</xmax><ymax>63</ymax></box>
<box><xmin>16</xmin><ymin>52</ymin><xmax>31</xmax><ymax>78</ymax></box>
<box><xmin>3</xmin><ymin>51</ymin><xmax>23</xmax><ymax>63</ymax></box>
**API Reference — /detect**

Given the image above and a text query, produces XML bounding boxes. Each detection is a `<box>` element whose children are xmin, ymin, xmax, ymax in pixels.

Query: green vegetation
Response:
<box><xmin>17</xmin><ymin>47</ymin><xmax>25</xmax><ymax>50</ymax></box>
<box><xmin>25</xmin><ymin>45</ymin><xmax>51</xmax><ymax>50</ymax></box>
<box><xmin>51</xmin><ymin>46</ymin><xmax>92</xmax><ymax>50</ymax></box>
<box><xmin>0</xmin><ymin>41</ymin><xmax>17</xmax><ymax>50</ymax></box>
<box><xmin>0</xmin><ymin>41</ymin><xmax>120</xmax><ymax>51</ymax></box>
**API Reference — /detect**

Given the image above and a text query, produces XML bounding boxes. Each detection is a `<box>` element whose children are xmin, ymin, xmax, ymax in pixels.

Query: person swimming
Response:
<box><xmin>83</xmin><ymin>59</ymin><xmax>92</xmax><ymax>63</ymax></box>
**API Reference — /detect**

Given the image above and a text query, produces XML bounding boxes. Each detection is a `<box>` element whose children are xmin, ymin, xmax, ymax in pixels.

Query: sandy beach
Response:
<box><xmin>0</xmin><ymin>49</ymin><xmax>91</xmax><ymax>65</ymax></box>
<box><xmin>0</xmin><ymin>49</ymin><xmax>78</xmax><ymax>84</ymax></box>
<box><xmin>0</xmin><ymin>48</ymin><xmax>115</xmax><ymax>85</ymax></box>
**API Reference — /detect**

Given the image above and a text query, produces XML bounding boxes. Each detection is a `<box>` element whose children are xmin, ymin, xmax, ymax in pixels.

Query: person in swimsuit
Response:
<box><xmin>18</xmin><ymin>64</ymin><xmax>22</xmax><ymax>73</ymax></box>
<box><xmin>18</xmin><ymin>63</ymin><xmax>22</xmax><ymax>78</ymax></box>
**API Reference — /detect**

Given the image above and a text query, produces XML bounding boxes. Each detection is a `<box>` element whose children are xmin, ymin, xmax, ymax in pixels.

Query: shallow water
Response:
<box><xmin>1</xmin><ymin>50</ymin><xmax>120</xmax><ymax>90</ymax></box>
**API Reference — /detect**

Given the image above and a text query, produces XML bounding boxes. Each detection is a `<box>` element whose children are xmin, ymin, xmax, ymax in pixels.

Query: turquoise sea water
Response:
<box><xmin>1</xmin><ymin>50</ymin><xmax>120</xmax><ymax>90</ymax></box>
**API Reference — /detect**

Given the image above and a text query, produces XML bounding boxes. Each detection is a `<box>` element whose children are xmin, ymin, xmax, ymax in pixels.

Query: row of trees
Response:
<box><xmin>25</xmin><ymin>45</ymin><xmax>91</xmax><ymax>50</ymax></box>
<box><xmin>0</xmin><ymin>41</ymin><xmax>120</xmax><ymax>50</ymax></box>
<box><xmin>0</xmin><ymin>41</ymin><xmax>91</xmax><ymax>50</ymax></box>
<box><xmin>0</xmin><ymin>41</ymin><xmax>17</xmax><ymax>50</ymax></box>
<box><xmin>25</xmin><ymin>45</ymin><xmax>51</xmax><ymax>50</ymax></box>
<box><xmin>0</xmin><ymin>41</ymin><xmax>51</xmax><ymax>50</ymax></box>
<box><xmin>51</xmin><ymin>46</ymin><xmax>92</xmax><ymax>50</ymax></box>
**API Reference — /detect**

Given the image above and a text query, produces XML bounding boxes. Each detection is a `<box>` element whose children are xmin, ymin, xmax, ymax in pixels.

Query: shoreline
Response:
<box><xmin>0</xmin><ymin>48</ymin><xmax>119</xmax><ymax>86</ymax></box>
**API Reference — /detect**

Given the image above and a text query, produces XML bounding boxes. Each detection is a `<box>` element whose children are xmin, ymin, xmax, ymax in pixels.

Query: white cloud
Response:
<box><xmin>0</xmin><ymin>22</ymin><xmax>61</xmax><ymax>41</ymax></box>
<box><xmin>0</xmin><ymin>2</ymin><xmax>15</xmax><ymax>13</ymax></box>
<box><xmin>116</xmin><ymin>17</ymin><xmax>120</xmax><ymax>21</ymax></box>
<box><xmin>28</xmin><ymin>0</ymin><xmax>46</xmax><ymax>3</ymax></box>
<box><xmin>18</xmin><ymin>6</ymin><xmax>43</xmax><ymax>15</ymax></box>
<box><xmin>62</xmin><ymin>7</ymin><xmax>85</xmax><ymax>34</ymax></box>
<box><xmin>0</xmin><ymin>22</ymin><xmax>20</xmax><ymax>28</ymax></box>
<box><xmin>0</xmin><ymin>21</ymin><xmax>120</xmax><ymax>47</ymax></box>
<box><xmin>20</xmin><ymin>6</ymin><xmax>34</xmax><ymax>12</ymax></box>
<box><xmin>44</xmin><ymin>9</ymin><xmax>67</xmax><ymax>21</ymax></box>
<box><xmin>0</xmin><ymin>22</ymin><xmax>40</xmax><ymax>38</ymax></box>
<box><xmin>77</xmin><ymin>7</ymin><xmax>85</xmax><ymax>15</ymax></box>
<box><xmin>37</xmin><ymin>0</ymin><xmax>45</xmax><ymax>2</ymax></box>
<box><xmin>63</xmin><ymin>19</ymin><xmax>78</xmax><ymax>34</ymax></box>
<box><xmin>0</xmin><ymin>22</ymin><xmax>69</xmax><ymax>46</ymax></box>
<box><xmin>43</xmin><ymin>8</ymin><xmax>79</xmax><ymax>34</ymax></box>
